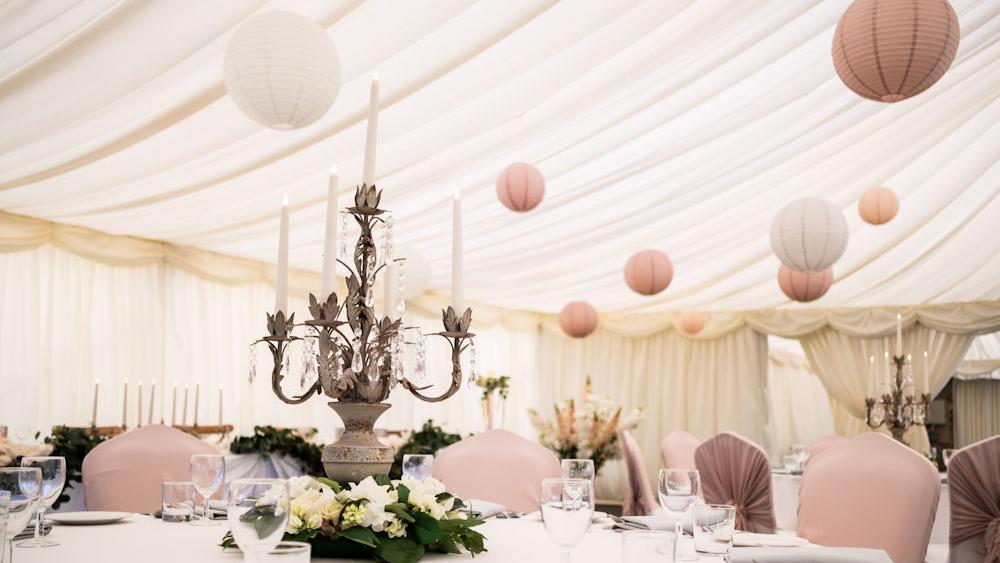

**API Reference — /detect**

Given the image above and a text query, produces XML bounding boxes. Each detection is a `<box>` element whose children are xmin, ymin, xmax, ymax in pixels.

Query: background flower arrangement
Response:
<box><xmin>475</xmin><ymin>371</ymin><xmax>510</xmax><ymax>430</ymax></box>
<box><xmin>528</xmin><ymin>375</ymin><xmax>643</xmax><ymax>474</ymax></box>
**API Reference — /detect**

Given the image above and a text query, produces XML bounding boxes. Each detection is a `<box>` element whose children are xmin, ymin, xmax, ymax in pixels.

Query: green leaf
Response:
<box><xmin>439</xmin><ymin>517</ymin><xmax>484</xmax><ymax>531</ymax></box>
<box><xmin>395</xmin><ymin>483</ymin><xmax>410</xmax><ymax>505</ymax></box>
<box><xmin>411</xmin><ymin>512</ymin><xmax>445</xmax><ymax>545</ymax></box>
<box><xmin>238</xmin><ymin>505</ymin><xmax>284</xmax><ymax>541</ymax></box>
<box><xmin>337</xmin><ymin>526</ymin><xmax>378</xmax><ymax>548</ymax></box>
<box><xmin>313</xmin><ymin>476</ymin><xmax>342</xmax><ymax>492</ymax></box>
<box><xmin>434</xmin><ymin>492</ymin><xmax>453</xmax><ymax>503</ymax></box>
<box><xmin>431</xmin><ymin>534</ymin><xmax>460</xmax><ymax>554</ymax></box>
<box><xmin>386</xmin><ymin>503</ymin><xmax>416</xmax><ymax>523</ymax></box>
<box><xmin>374</xmin><ymin>537</ymin><xmax>425</xmax><ymax>563</ymax></box>
<box><xmin>375</xmin><ymin>474</ymin><xmax>392</xmax><ymax>487</ymax></box>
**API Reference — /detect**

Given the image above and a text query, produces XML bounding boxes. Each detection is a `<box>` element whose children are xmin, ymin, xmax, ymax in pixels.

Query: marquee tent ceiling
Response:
<box><xmin>1</xmin><ymin>0</ymin><xmax>998</xmax><ymax>314</ymax></box>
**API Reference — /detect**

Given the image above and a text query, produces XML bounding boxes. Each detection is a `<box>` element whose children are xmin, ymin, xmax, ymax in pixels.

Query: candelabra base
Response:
<box><xmin>322</xmin><ymin>401</ymin><xmax>394</xmax><ymax>482</ymax></box>
<box><xmin>889</xmin><ymin>426</ymin><xmax>908</xmax><ymax>445</ymax></box>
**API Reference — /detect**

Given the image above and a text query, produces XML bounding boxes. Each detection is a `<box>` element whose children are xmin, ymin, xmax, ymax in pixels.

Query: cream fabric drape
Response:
<box><xmin>800</xmin><ymin>324</ymin><xmax>975</xmax><ymax>453</ymax></box>
<box><xmin>953</xmin><ymin>379</ymin><xmax>1000</xmax><ymax>447</ymax></box>
<box><xmin>767</xmin><ymin>348</ymin><xmax>835</xmax><ymax>458</ymax></box>
<box><xmin>956</xmin><ymin>332</ymin><xmax>1000</xmax><ymax>379</ymax></box>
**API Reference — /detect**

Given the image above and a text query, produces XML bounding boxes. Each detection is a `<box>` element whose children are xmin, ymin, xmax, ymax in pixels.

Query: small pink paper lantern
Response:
<box><xmin>496</xmin><ymin>162</ymin><xmax>545</xmax><ymax>212</ymax></box>
<box><xmin>624</xmin><ymin>249</ymin><xmax>673</xmax><ymax>296</ymax></box>
<box><xmin>778</xmin><ymin>265</ymin><xmax>834</xmax><ymax>303</ymax></box>
<box><xmin>559</xmin><ymin>301</ymin><xmax>598</xmax><ymax>338</ymax></box>
<box><xmin>679</xmin><ymin>311</ymin><xmax>705</xmax><ymax>335</ymax></box>
<box><xmin>858</xmin><ymin>186</ymin><xmax>899</xmax><ymax>225</ymax></box>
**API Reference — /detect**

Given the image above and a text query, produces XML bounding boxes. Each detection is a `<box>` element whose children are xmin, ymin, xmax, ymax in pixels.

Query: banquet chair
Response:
<box><xmin>620</xmin><ymin>430</ymin><xmax>657</xmax><ymax>516</ymax></box>
<box><xmin>947</xmin><ymin>435</ymin><xmax>1000</xmax><ymax>563</ymax></box>
<box><xmin>694</xmin><ymin>431</ymin><xmax>776</xmax><ymax>533</ymax></box>
<box><xmin>433</xmin><ymin>429</ymin><xmax>560</xmax><ymax>513</ymax></box>
<box><xmin>83</xmin><ymin>424</ymin><xmax>219</xmax><ymax>513</ymax></box>
<box><xmin>797</xmin><ymin>432</ymin><xmax>940</xmax><ymax>563</ymax></box>
<box><xmin>660</xmin><ymin>430</ymin><xmax>700</xmax><ymax>470</ymax></box>
<box><xmin>805</xmin><ymin>434</ymin><xmax>846</xmax><ymax>466</ymax></box>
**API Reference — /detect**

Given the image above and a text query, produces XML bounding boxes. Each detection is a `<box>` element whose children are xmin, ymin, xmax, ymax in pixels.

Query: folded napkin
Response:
<box><xmin>13</xmin><ymin>521</ymin><xmax>53</xmax><ymax>541</ymax></box>
<box><xmin>466</xmin><ymin>499</ymin><xmax>505</xmax><ymax>520</ymax></box>
<box><xmin>730</xmin><ymin>547</ymin><xmax>891</xmax><ymax>563</ymax></box>
<box><xmin>733</xmin><ymin>532</ymin><xmax>808</xmax><ymax>547</ymax></box>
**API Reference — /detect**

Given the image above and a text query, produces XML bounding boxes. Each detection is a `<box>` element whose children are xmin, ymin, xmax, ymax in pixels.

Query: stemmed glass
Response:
<box><xmin>227</xmin><ymin>479</ymin><xmax>290</xmax><ymax>563</ymax></box>
<box><xmin>539</xmin><ymin>478</ymin><xmax>594</xmax><ymax>562</ymax></box>
<box><xmin>658</xmin><ymin>469</ymin><xmax>700</xmax><ymax>561</ymax></box>
<box><xmin>190</xmin><ymin>455</ymin><xmax>225</xmax><ymax>527</ymax></box>
<box><xmin>560</xmin><ymin>459</ymin><xmax>595</xmax><ymax>482</ymax></box>
<box><xmin>402</xmin><ymin>454</ymin><xmax>433</xmax><ymax>481</ymax></box>
<box><xmin>0</xmin><ymin>468</ymin><xmax>41</xmax><ymax>563</ymax></box>
<box><xmin>17</xmin><ymin>457</ymin><xmax>65</xmax><ymax>547</ymax></box>
<box><xmin>1</xmin><ymin>491</ymin><xmax>10</xmax><ymax>563</ymax></box>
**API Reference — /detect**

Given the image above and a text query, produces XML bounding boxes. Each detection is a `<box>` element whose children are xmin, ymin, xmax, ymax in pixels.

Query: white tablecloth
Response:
<box><xmin>15</xmin><ymin>515</ymin><xmax>891</xmax><ymax>562</ymax></box>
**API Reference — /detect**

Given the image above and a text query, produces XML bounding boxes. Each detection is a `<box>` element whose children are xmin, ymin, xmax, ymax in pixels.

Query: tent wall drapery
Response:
<box><xmin>954</xmin><ymin>379</ymin><xmax>1000</xmax><ymax>447</ymax></box>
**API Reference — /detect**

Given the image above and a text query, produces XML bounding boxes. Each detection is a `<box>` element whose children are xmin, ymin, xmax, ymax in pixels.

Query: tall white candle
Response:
<box><xmin>895</xmin><ymin>313</ymin><xmax>903</xmax><ymax>357</ymax></box>
<box><xmin>321</xmin><ymin>167</ymin><xmax>340</xmax><ymax>298</ymax></box>
<box><xmin>923</xmin><ymin>350</ymin><xmax>930</xmax><ymax>395</ymax></box>
<box><xmin>137</xmin><ymin>380</ymin><xmax>143</xmax><ymax>428</ymax></box>
<box><xmin>91</xmin><ymin>379</ymin><xmax>99</xmax><ymax>427</ymax></box>
<box><xmin>218</xmin><ymin>385</ymin><xmax>224</xmax><ymax>426</ymax></box>
<box><xmin>122</xmin><ymin>377</ymin><xmax>129</xmax><ymax>428</ymax></box>
<box><xmin>362</xmin><ymin>74</ymin><xmax>380</xmax><ymax>187</ymax></box>
<box><xmin>275</xmin><ymin>194</ymin><xmax>290</xmax><ymax>314</ymax></box>
<box><xmin>148</xmin><ymin>380</ymin><xmax>156</xmax><ymax>425</ymax></box>
<box><xmin>451</xmin><ymin>191</ymin><xmax>464</xmax><ymax>312</ymax></box>
<box><xmin>883</xmin><ymin>350</ymin><xmax>890</xmax><ymax>393</ymax></box>
<box><xmin>182</xmin><ymin>384</ymin><xmax>189</xmax><ymax>425</ymax></box>
<box><xmin>193</xmin><ymin>381</ymin><xmax>201</xmax><ymax>427</ymax></box>
<box><xmin>171</xmin><ymin>382</ymin><xmax>178</xmax><ymax>425</ymax></box>
<box><xmin>868</xmin><ymin>356</ymin><xmax>875</xmax><ymax>397</ymax></box>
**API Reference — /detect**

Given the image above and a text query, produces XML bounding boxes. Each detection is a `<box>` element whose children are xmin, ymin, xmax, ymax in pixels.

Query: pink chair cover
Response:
<box><xmin>620</xmin><ymin>430</ymin><xmax>657</xmax><ymax>516</ymax></box>
<box><xmin>695</xmin><ymin>432</ymin><xmax>776</xmax><ymax>533</ymax></box>
<box><xmin>433</xmin><ymin>429</ymin><xmax>560</xmax><ymax>514</ymax></box>
<box><xmin>660</xmin><ymin>430</ymin><xmax>700</xmax><ymax>470</ymax></box>
<box><xmin>82</xmin><ymin>425</ymin><xmax>219</xmax><ymax>512</ymax></box>
<box><xmin>807</xmin><ymin>434</ymin><xmax>846</xmax><ymax>460</ymax></box>
<box><xmin>948</xmin><ymin>435</ymin><xmax>1000</xmax><ymax>563</ymax></box>
<box><xmin>797</xmin><ymin>432</ymin><xmax>940</xmax><ymax>563</ymax></box>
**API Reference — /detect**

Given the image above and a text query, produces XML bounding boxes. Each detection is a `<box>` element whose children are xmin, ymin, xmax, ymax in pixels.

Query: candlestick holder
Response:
<box><xmin>865</xmin><ymin>354</ymin><xmax>931</xmax><ymax>444</ymax></box>
<box><xmin>251</xmin><ymin>184</ymin><xmax>476</xmax><ymax>481</ymax></box>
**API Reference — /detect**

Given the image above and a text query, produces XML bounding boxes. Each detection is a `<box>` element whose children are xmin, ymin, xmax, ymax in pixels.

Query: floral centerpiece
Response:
<box><xmin>475</xmin><ymin>371</ymin><xmax>510</xmax><ymax>430</ymax></box>
<box><xmin>223</xmin><ymin>475</ymin><xmax>485</xmax><ymax>563</ymax></box>
<box><xmin>528</xmin><ymin>375</ymin><xmax>643</xmax><ymax>475</ymax></box>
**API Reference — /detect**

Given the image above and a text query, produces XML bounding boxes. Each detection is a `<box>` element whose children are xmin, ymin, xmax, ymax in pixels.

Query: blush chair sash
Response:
<box><xmin>620</xmin><ymin>430</ymin><xmax>657</xmax><ymax>516</ymax></box>
<box><xmin>660</xmin><ymin>430</ymin><xmax>700</xmax><ymax>470</ymax></box>
<box><xmin>948</xmin><ymin>435</ymin><xmax>1000</xmax><ymax>563</ymax></box>
<box><xmin>694</xmin><ymin>431</ymin><xmax>776</xmax><ymax>533</ymax></box>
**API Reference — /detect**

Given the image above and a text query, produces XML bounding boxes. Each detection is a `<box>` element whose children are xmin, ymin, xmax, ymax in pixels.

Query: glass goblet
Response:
<box><xmin>539</xmin><ymin>478</ymin><xmax>594</xmax><ymax>562</ymax></box>
<box><xmin>190</xmin><ymin>454</ymin><xmax>225</xmax><ymax>527</ymax></box>
<box><xmin>658</xmin><ymin>468</ymin><xmax>700</xmax><ymax>561</ymax></box>
<box><xmin>692</xmin><ymin>504</ymin><xmax>736</xmax><ymax>555</ymax></box>
<box><xmin>227</xmin><ymin>479</ymin><xmax>290</xmax><ymax>563</ymax></box>
<box><xmin>17</xmin><ymin>457</ymin><xmax>65</xmax><ymax>547</ymax></box>
<box><xmin>560</xmin><ymin>459</ymin><xmax>595</xmax><ymax>482</ymax></box>
<box><xmin>0</xmin><ymin>467</ymin><xmax>41</xmax><ymax>563</ymax></box>
<box><xmin>402</xmin><ymin>454</ymin><xmax>433</xmax><ymax>481</ymax></box>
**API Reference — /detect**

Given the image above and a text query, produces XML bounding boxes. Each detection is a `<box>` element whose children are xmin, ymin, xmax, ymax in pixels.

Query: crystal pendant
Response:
<box><xmin>248</xmin><ymin>347</ymin><xmax>257</xmax><ymax>383</ymax></box>
<box><xmin>396</xmin><ymin>262</ymin><xmax>406</xmax><ymax>316</ymax></box>
<box><xmin>365</xmin><ymin>285</ymin><xmax>374</xmax><ymax>307</ymax></box>
<box><xmin>282</xmin><ymin>349</ymin><xmax>291</xmax><ymax>375</ymax></box>
<box><xmin>383</xmin><ymin>214</ymin><xmax>394</xmax><ymax>264</ymax></box>
<box><xmin>301</xmin><ymin>338</ymin><xmax>316</xmax><ymax>388</ymax></box>
<box><xmin>331</xmin><ymin>348</ymin><xmax>342</xmax><ymax>383</ymax></box>
<box><xmin>467</xmin><ymin>341</ymin><xmax>478</xmax><ymax>388</ymax></box>
<box><xmin>367</xmin><ymin>359</ymin><xmax>379</xmax><ymax>384</ymax></box>
<box><xmin>351</xmin><ymin>338</ymin><xmax>363</xmax><ymax>373</ymax></box>
<box><xmin>415</xmin><ymin>334</ymin><xmax>427</xmax><ymax>382</ymax></box>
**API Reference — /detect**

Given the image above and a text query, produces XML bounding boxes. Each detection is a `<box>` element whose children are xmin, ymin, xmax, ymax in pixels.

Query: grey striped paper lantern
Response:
<box><xmin>832</xmin><ymin>0</ymin><xmax>960</xmax><ymax>103</ymax></box>
<box><xmin>224</xmin><ymin>12</ymin><xmax>342</xmax><ymax>130</ymax></box>
<box><xmin>770</xmin><ymin>198</ymin><xmax>849</xmax><ymax>273</ymax></box>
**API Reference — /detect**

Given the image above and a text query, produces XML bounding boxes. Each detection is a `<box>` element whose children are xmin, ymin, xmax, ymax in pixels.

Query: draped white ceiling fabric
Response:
<box><xmin>1</xmin><ymin>0</ymin><xmax>999</xmax><ymax>314</ymax></box>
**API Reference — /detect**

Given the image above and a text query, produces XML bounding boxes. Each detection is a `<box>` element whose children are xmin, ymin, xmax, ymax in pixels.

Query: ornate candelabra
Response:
<box><xmin>252</xmin><ymin>184</ymin><xmax>476</xmax><ymax>481</ymax></box>
<box><xmin>865</xmin><ymin>354</ymin><xmax>931</xmax><ymax>444</ymax></box>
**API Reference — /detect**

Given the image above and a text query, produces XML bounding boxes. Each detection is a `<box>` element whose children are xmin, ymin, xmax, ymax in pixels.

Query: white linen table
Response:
<box><xmin>17</xmin><ymin>515</ymin><xmax>891</xmax><ymax>563</ymax></box>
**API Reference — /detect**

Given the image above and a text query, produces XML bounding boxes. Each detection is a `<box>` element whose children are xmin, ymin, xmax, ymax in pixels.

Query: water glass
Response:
<box><xmin>162</xmin><ymin>482</ymin><xmax>196</xmax><ymax>522</ymax></box>
<box><xmin>402</xmin><ymin>454</ymin><xmax>433</xmax><ymax>481</ymax></box>
<box><xmin>539</xmin><ymin>478</ymin><xmax>594</xmax><ymax>562</ymax></box>
<box><xmin>560</xmin><ymin>459</ymin><xmax>595</xmax><ymax>482</ymax></box>
<box><xmin>692</xmin><ymin>504</ymin><xmax>736</xmax><ymax>555</ymax></box>
<box><xmin>0</xmin><ymin>467</ymin><xmax>41</xmax><ymax>563</ymax></box>
<box><xmin>190</xmin><ymin>454</ymin><xmax>225</xmax><ymax>526</ymax></box>
<box><xmin>790</xmin><ymin>444</ymin><xmax>809</xmax><ymax>470</ymax></box>
<box><xmin>17</xmin><ymin>456</ymin><xmax>65</xmax><ymax>547</ymax></box>
<box><xmin>943</xmin><ymin>448</ymin><xmax>957</xmax><ymax>468</ymax></box>
<box><xmin>621</xmin><ymin>529</ymin><xmax>674</xmax><ymax>562</ymax></box>
<box><xmin>658</xmin><ymin>469</ymin><xmax>700</xmax><ymax>562</ymax></box>
<box><xmin>263</xmin><ymin>541</ymin><xmax>311</xmax><ymax>563</ymax></box>
<box><xmin>227</xmin><ymin>479</ymin><xmax>290</xmax><ymax>562</ymax></box>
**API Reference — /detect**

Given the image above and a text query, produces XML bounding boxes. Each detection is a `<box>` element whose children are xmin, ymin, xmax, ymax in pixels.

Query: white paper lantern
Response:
<box><xmin>224</xmin><ymin>11</ymin><xmax>342</xmax><ymax>130</ymax></box>
<box><xmin>770</xmin><ymin>198</ymin><xmax>849</xmax><ymax>272</ymax></box>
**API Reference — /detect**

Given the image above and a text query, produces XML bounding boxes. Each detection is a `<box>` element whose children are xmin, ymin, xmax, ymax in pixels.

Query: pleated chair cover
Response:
<box><xmin>948</xmin><ymin>435</ymin><xmax>1000</xmax><ymax>563</ymax></box>
<box><xmin>621</xmin><ymin>430</ymin><xmax>658</xmax><ymax>516</ymax></box>
<box><xmin>433</xmin><ymin>430</ymin><xmax>560</xmax><ymax>513</ymax></box>
<box><xmin>806</xmin><ymin>434</ymin><xmax>847</xmax><ymax>465</ymax></box>
<box><xmin>660</xmin><ymin>430</ymin><xmax>700</xmax><ymax>470</ymax></box>
<box><xmin>797</xmin><ymin>432</ymin><xmax>940</xmax><ymax>563</ymax></box>
<box><xmin>694</xmin><ymin>431</ymin><xmax>776</xmax><ymax>533</ymax></box>
<box><xmin>82</xmin><ymin>425</ymin><xmax>219</xmax><ymax>512</ymax></box>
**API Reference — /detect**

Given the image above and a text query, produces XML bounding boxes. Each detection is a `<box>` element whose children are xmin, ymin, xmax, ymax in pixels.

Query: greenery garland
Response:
<box><xmin>229</xmin><ymin>426</ymin><xmax>324</xmax><ymax>475</ymax></box>
<box><xmin>42</xmin><ymin>426</ymin><xmax>108</xmax><ymax>508</ymax></box>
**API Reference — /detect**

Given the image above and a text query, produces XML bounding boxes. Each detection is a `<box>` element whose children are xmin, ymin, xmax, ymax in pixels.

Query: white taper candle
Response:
<box><xmin>193</xmin><ymin>381</ymin><xmax>200</xmax><ymax>427</ymax></box>
<box><xmin>218</xmin><ymin>385</ymin><xmax>224</xmax><ymax>426</ymax></box>
<box><xmin>91</xmin><ymin>379</ymin><xmax>99</xmax><ymax>427</ymax></box>
<box><xmin>895</xmin><ymin>313</ymin><xmax>903</xmax><ymax>357</ymax></box>
<box><xmin>171</xmin><ymin>382</ymin><xmax>178</xmax><ymax>425</ymax></box>
<box><xmin>923</xmin><ymin>350</ymin><xmax>930</xmax><ymax>395</ymax></box>
<box><xmin>136</xmin><ymin>380</ymin><xmax>143</xmax><ymax>428</ymax></box>
<box><xmin>122</xmin><ymin>377</ymin><xmax>128</xmax><ymax>429</ymax></box>
<box><xmin>275</xmin><ymin>194</ymin><xmax>289</xmax><ymax>314</ymax></box>
<box><xmin>362</xmin><ymin>74</ymin><xmax>380</xmax><ymax>187</ymax></box>
<box><xmin>321</xmin><ymin>167</ymin><xmax>339</xmax><ymax>298</ymax></box>
<box><xmin>182</xmin><ymin>384</ymin><xmax>189</xmax><ymax>425</ymax></box>
<box><xmin>148</xmin><ymin>380</ymin><xmax>156</xmax><ymax>425</ymax></box>
<box><xmin>452</xmin><ymin>191</ymin><xmax>464</xmax><ymax>312</ymax></box>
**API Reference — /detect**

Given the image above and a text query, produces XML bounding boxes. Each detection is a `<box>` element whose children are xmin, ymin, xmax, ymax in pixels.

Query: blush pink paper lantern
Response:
<box><xmin>559</xmin><ymin>301</ymin><xmax>598</xmax><ymax>338</ymax></box>
<box><xmin>832</xmin><ymin>0</ymin><xmax>960</xmax><ymax>103</ymax></box>
<box><xmin>679</xmin><ymin>311</ymin><xmax>705</xmax><ymax>335</ymax></box>
<box><xmin>496</xmin><ymin>162</ymin><xmax>545</xmax><ymax>212</ymax></box>
<box><xmin>778</xmin><ymin>266</ymin><xmax>834</xmax><ymax>303</ymax></box>
<box><xmin>858</xmin><ymin>186</ymin><xmax>899</xmax><ymax>225</ymax></box>
<box><xmin>624</xmin><ymin>250</ymin><xmax>674</xmax><ymax>296</ymax></box>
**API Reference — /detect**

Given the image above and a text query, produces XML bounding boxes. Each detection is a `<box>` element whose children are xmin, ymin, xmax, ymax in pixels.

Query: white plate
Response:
<box><xmin>47</xmin><ymin>511</ymin><xmax>133</xmax><ymax>525</ymax></box>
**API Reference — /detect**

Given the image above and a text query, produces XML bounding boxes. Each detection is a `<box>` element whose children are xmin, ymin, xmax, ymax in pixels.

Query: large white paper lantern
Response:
<box><xmin>770</xmin><ymin>198</ymin><xmax>849</xmax><ymax>272</ymax></box>
<box><xmin>224</xmin><ymin>11</ymin><xmax>342</xmax><ymax>130</ymax></box>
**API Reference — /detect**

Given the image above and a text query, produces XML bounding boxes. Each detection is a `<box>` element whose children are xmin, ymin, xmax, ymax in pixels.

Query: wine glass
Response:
<box><xmin>190</xmin><ymin>454</ymin><xmax>225</xmax><ymax>527</ymax></box>
<box><xmin>402</xmin><ymin>454</ymin><xmax>433</xmax><ymax>481</ymax></box>
<box><xmin>16</xmin><ymin>457</ymin><xmax>65</xmax><ymax>547</ymax></box>
<box><xmin>790</xmin><ymin>444</ymin><xmax>809</xmax><ymax>471</ymax></box>
<box><xmin>658</xmin><ymin>469</ymin><xmax>700</xmax><ymax>561</ymax></box>
<box><xmin>539</xmin><ymin>478</ymin><xmax>594</xmax><ymax>562</ymax></box>
<box><xmin>560</xmin><ymin>459</ymin><xmax>595</xmax><ymax>482</ymax></box>
<box><xmin>942</xmin><ymin>448</ymin><xmax>957</xmax><ymax>468</ymax></box>
<box><xmin>227</xmin><ymin>479</ymin><xmax>290</xmax><ymax>562</ymax></box>
<box><xmin>1</xmin><ymin>491</ymin><xmax>10</xmax><ymax>563</ymax></box>
<box><xmin>0</xmin><ymin>468</ymin><xmax>41</xmax><ymax>563</ymax></box>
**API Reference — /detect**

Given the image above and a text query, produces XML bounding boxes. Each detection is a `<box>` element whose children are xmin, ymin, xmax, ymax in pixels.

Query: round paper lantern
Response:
<box><xmin>496</xmin><ymin>163</ymin><xmax>545</xmax><ymax>212</ymax></box>
<box><xmin>778</xmin><ymin>265</ymin><xmax>834</xmax><ymax>303</ymax></box>
<box><xmin>858</xmin><ymin>186</ymin><xmax>899</xmax><ymax>225</ymax></box>
<box><xmin>679</xmin><ymin>311</ymin><xmax>705</xmax><ymax>335</ymax></box>
<box><xmin>397</xmin><ymin>247</ymin><xmax>431</xmax><ymax>300</ymax></box>
<box><xmin>224</xmin><ymin>12</ymin><xmax>342</xmax><ymax>130</ymax></box>
<box><xmin>559</xmin><ymin>301</ymin><xmax>598</xmax><ymax>338</ymax></box>
<box><xmin>624</xmin><ymin>250</ymin><xmax>674</xmax><ymax>296</ymax></box>
<box><xmin>832</xmin><ymin>0</ymin><xmax>959</xmax><ymax>103</ymax></box>
<box><xmin>770</xmin><ymin>198</ymin><xmax>849</xmax><ymax>273</ymax></box>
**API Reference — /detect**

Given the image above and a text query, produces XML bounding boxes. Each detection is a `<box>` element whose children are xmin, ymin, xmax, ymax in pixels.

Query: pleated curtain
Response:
<box><xmin>954</xmin><ymin>380</ymin><xmax>1000</xmax><ymax>447</ymax></box>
